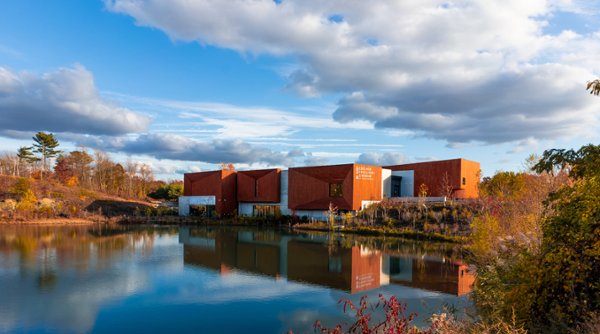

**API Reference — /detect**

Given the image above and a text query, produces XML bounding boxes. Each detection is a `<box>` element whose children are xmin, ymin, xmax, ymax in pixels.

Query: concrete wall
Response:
<box><xmin>178</xmin><ymin>196</ymin><xmax>216</xmax><ymax>216</ymax></box>
<box><xmin>391</xmin><ymin>170</ymin><xmax>415</xmax><ymax>197</ymax></box>
<box><xmin>382</xmin><ymin>169</ymin><xmax>391</xmax><ymax>199</ymax></box>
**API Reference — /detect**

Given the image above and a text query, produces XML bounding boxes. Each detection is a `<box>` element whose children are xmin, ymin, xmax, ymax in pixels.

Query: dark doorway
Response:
<box><xmin>391</xmin><ymin>176</ymin><xmax>402</xmax><ymax>197</ymax></box>
<box><xmin>190</xmin><ymin>205</ymin><xmax>215</xmax><ymax>217</ymax></box>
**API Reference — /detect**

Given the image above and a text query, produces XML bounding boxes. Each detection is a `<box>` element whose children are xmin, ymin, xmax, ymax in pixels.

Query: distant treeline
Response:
<box><xmin>0</xmin><ymin>132</ymin><xmax>181</xmax><ymax>200</ymax></box>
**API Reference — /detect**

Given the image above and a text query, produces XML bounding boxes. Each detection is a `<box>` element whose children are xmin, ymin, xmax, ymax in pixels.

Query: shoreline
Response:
<box><xmin>0</xmin><ymin>216</ymin><xmax>468</xmax><ymax>243</ymax></box>
<box><xmin>293</xmin><ymin>224</ymin><xmax>467</xmax><ymax>243</ymax></box>
<box><xmin>0</xmin><ymin>218</ymin><xmax>103</xmax><ymax>225</ymax></box>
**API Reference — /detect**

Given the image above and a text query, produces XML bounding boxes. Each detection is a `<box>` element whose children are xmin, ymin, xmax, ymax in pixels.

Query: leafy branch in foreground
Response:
<box><xmin>310</xmin><ymin>294</ymin><xmax>470</xmax><ymax>334</ymax></box>
<box><xmin>587</xmin><ymin>79</ymin><xmax>600</xmax><ymax>96</ymax></box>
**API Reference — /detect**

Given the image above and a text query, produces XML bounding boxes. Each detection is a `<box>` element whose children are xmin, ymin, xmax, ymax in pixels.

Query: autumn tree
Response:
<box><xmin>529</xmin><ymin>144</ymin><xmax>600</xmax><ymax>330</ymax></box>
<box><xmin>68</xmin><ymin>150</ymin><xmax>93</xmax><ymax>186</ymax></box>
<box><xmin>54</xmin><ymin>150</ymin><xmax>93</xmax><ymax>186</ymax></box>
<box><xmin>54</xmin><ymin>156</ymin><xmax>75</xmax><ymax>185</ymax></box>
<box><xmin>32</xmin><ymin>132</ymin><xmax>61</xmax><ymax>180</ymax></box>
<box><xmin>586</xmin><ymin>79</ymin><xmax>600</xmax><ymax>96</ymax></box>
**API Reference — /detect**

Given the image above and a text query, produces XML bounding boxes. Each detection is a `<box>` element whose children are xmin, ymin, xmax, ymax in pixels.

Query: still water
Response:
<box><xmin>0</xmin><ymin>225</ymin><xmax>474</xmax><ymax>333</ymax></box>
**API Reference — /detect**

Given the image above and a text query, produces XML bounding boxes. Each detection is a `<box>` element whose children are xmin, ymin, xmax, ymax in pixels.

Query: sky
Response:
<box><xmin>0</xmin><ymin>0</ymin><xmax>599</xmax><ymax>180</ymax></box>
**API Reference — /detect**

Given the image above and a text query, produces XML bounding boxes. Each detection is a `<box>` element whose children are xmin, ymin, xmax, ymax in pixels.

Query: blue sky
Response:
<box><xmin>0</xmin><ymin>0</ymin><xmax>599</xmax><ymax>179</ymax></box>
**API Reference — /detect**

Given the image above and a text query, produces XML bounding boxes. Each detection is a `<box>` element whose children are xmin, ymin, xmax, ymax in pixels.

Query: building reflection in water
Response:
<box><xmin>180</xmin><ymin>227</ymin><xmax>475</xmax><ymax>296</ymax></box>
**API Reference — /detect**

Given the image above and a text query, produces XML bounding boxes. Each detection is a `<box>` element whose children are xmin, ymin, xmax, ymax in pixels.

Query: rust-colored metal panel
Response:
<box><xmin>287</xmin><ymin>241</ymin><xmax>382</xmax><ymax>293</ymax></box>
<box><xmin>236</xmin><ymin>243</ymin><xmax>280</xmax><ymax>277</ymax></box>
<box><xmin>237</xmin><ymin>168</ymin><xmax>280</xmax><ymax>203</ymax></box>
<box><xmin>458</xmin><ymin>159</ymin><xmax>480</xmax><ymax>198</ymax></box>
<box><xmin>288</xmin><ymin>164</ymin><xmax>354</xmax><ymax>211</ymax></box>
<box><xmin>183</xmin><ymin>170</ymin><xmax>238</xmax><ymax>215</ymax></box>
<box><xmin>220</xmin><ymin>170</ymin><xmax>238</xmax><ymax>215</ymax></box>
<box><xmin>183</xmin><ymin>171</ymin><xmax>222</xmax><ymax>197</ymax></box>
<box><xmin>286</xmin><ymin>240</ymin><xmax>354</xmax><ymax>292</ymax></box>
<box><xmin>389</xmin><ymin>258</ymin><xmax>474</xmax><ymax>296</ymax></box>
<box><xmin>350</xmin><ymin>246</ymin><xmax>382</xmax><ymax>293</ymax></box>
<box><xmin>385</xmin><ymin>158</ymin><xmax>480</xmax><ymax>198</ymax></box>
<box><xmin>352</xmin><ymin>164</ymin><xmax>382</xmax><ymax>209</ymax></box>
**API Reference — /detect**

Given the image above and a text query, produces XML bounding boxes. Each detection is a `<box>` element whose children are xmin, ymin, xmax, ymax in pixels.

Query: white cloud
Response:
<box><xmin>65</xmin><ymin>133</ymin><xmax>302</xmax><ymax>166</ymax></box>
<box><xmin>0</xmin><ymin>65</ymin><xmax>151</xmax><ymax>136</ymax></box>
<box><xmin>107</xmin><ymin>0</ymin><xmax>600</xmax><ymax>144</ymax></box>
<box><xmin>357</xmin><ymin>152</ymin><xmax>409</xmax><ymax>166</ymax></box>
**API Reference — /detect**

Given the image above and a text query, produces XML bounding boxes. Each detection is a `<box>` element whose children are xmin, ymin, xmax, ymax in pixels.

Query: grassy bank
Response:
<box><xmin>293</xmin><ymin>222</ymin><xmax>467</xmax><ymax>243</ymax></box>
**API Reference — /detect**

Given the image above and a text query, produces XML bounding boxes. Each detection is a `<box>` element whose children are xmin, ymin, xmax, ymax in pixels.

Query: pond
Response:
<box><xmin>0</xmin><ymin>225</ymin><xmax>475</xmax><ymax>333</ymax></box>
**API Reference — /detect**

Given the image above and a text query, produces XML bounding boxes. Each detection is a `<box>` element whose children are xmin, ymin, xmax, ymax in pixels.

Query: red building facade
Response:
<box><xmin>183</xmin><ymin>170</ymin><xmax>237</xmax><ymax>216</ymax></box>
<box><xmin>237</xmin><ymin>168</ymin><xmax>281</xmax><ymax>203</ymax></box>
<box><xmin>287</xmin><ymin>163</ymin><xmax>382</xmax><ymax>211</ymax></box>
<box><xmin>385</xmin><ymin>158</ymin><xmax>480</xmax><ymax>198</ymax></box>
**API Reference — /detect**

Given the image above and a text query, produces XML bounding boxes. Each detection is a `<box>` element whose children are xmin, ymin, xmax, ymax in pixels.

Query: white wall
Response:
<box><xmin>238</xmin><ymin>203</ymin><xmax>254</xmax><ymax>216</ymax></box>
<box><xmin>280</xmin><ymin>170</ymin><xmax>290</xmax><ymax>215</ymax></box>
<box><xmin>382</xmin><ymin>168</ymin><xmax>392</xmax><ymax>198</ymax></box>
<box><xmin>392</xmin><ymin>170</ymin><xmax>415</xmax><ymax>197</ymax></box>
<box><xmin>178</xmin><ymin>196</ymin><xmax>216</xmax><ymax>216</ymax></box>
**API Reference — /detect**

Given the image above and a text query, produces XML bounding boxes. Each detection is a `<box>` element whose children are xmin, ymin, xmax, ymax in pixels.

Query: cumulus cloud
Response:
<box><xmin>0</xmin><ymin>65</ymin><xmax>151</xmax><ymax>136</ymax></box>
<box><xmin>303</xmin><ymin>152</ymin><xmax>328</xmax><ymax>166</ymax></box>
<box><xmin>357</xmin><ymin>152</ymin><xmax>408</xmax><ymax>166</ymax></box>
<box><xmin>107</xmin><ymin>0</ymin><xmax>600</xmax><ymax>144</ymax></box>
<box><xmin>66</xmin><ymin>133</ymin><xmax>301</xmax><ymax>166</ymax></box>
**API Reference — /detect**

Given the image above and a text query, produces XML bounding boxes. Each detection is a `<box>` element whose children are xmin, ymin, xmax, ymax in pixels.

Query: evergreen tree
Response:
<box><xmin>32</xmin><ymin>132</ymin><xmax>61</xmax><ymax>180</ymax></box>
<box><xmin>16</xmin><ymin>146</ymin><xmax>39</xmax><ymax>177</ymax></box>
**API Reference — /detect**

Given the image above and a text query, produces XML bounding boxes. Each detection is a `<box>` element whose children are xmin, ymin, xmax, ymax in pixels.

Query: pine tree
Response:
<box><xmin>32</xmin><ymin>132</ymin><xmax>61</xmax><ymax>180</ymax></box>
<box><xmin>16</xmin><ymin>146</ymin><xmax>39</xmax><ymax>177</ymax></box>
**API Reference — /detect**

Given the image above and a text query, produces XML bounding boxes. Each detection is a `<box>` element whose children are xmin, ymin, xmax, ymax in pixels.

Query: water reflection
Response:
<box><xmin>0</xmin><ymin>225</ymin><xmax>177</xmax><ymax>333</ymax></box>
<box><xmin>180</xmin><ymin>227</ymin><xmax>474</xmax><ymax>296</ymax></box>
<box><xmin>0</xmin><ymin>225</ymin><xmax>474</xmax><ymax>333</ymax></box>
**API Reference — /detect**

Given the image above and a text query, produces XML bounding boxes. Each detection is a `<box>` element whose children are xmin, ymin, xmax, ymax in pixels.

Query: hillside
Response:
<box><xmin>0</xmin><ymin>175</ymin><xmax>155</xmax><ymax>223</ymax></box>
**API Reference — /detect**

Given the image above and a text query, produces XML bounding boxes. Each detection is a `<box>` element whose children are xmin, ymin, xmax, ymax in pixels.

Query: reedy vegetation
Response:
<box><xmin>471</xmin><ymin>144</ymin><xmax>600</xmax><ymax>333</ymax></box>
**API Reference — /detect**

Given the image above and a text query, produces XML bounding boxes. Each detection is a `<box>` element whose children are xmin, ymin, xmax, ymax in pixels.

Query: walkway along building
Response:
<box><xmin>179</xmin><ymin>158</ymin><xmax>480</xmax><ymax>218</ymax></box>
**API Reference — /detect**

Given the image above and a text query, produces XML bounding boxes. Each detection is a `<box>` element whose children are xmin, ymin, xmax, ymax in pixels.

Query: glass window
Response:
<box><xmin>462</xmin><ymin>177</ymin><xmax>466</xmax><ymax>185</ymax></box>
<box><xmin>329</xmin><ymin>183</ymin><xmax>343</xmax><ymax>197</ymax></box>
<box><xmin>253</xmin><ymin>205</ymin><xmax>281</xmax><ymax>217</ymax></box>
<box><xmin>328</xmin><ymin>256</ymin><xmax>342</xmax><ymax>273</ymax></box>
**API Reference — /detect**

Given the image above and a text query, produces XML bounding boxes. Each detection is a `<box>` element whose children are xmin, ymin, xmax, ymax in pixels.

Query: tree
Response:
<box><xmin>68</xmin><ymin>150</ymin><xmax>93</xmax><ymax>186</ymax></box>
<box><xmin>54</xmin><ymin>155</ymin><xmax>74</xmax><ymax>184</ymax></box>
<box><xmin>53</xmin><ymin>150</ymin><xmax>93</xmax><ymax>186</ymax></box>
<box><xmin>148</xmin><ymin>182</ymin><xmax>183</xmax><ymax>200</ymax></box>
<box><xmin>587</xmin><ymin>79</ymin><xmax>600</xmax><ymax>96</ymax></box>
<box><xmin>528</xmin><ymin>146</ymin><xmax>600</xmax><ymax>330</ymax></box>
<box><xmin>32</xmin><ymin>132</ymin><xmax>61</xmax><ymax>180</ymax></box>
<box><xmin>17</xmin><ymin>146</ymin><xmax>39</xmax><ymax>177</ymax></box>
<box><xmin>220</xmin><ymin>162</ymin><xmax>235</xmax><ymax>171</ymax></box>
<box><xmin>532</xmin><ymin>144</ymin><xmax>600</xmax><ymax>179</ymax></box>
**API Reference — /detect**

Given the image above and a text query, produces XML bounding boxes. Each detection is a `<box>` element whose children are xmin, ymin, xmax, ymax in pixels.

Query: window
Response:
<box><xmin>253</xmin><ymin>205</ymin><xmax>281</xmax><ymax>217</ymax></box>
<box><xmin>329</xmin><ymin>183</ymin><xmax>343</xmax><ymax>197</ymax></box>
<box><xmin>462</xmin><ymin>177</ymin><xmax>466</xmax><ymax>185</ymax></box>
<box><xmin>328</xmin><ymin>256</ymin><xmax>342</xmax><ymax>273</ymax></box>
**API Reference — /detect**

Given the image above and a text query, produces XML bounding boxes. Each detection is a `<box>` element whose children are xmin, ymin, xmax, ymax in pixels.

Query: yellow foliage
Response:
<box><xmin>470</xmin><ymin>213</ymin><xmax>500</xmax><ymax>256</ymax></box>
<box><xmin>65</xmin><ymin>176</ymin><xmax>79</xmax><ymax>187</ymax></box>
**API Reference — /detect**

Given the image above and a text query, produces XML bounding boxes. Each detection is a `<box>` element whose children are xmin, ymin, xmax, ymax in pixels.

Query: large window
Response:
<box><xmin>253</xmin><ymin>205</ymin><xmax>281</xmax><ymax>217</ymax></box>
<box><xmin>329</xmin><ymin>183</ymin><xmax>343</xmax><ymax>197</ymax></box>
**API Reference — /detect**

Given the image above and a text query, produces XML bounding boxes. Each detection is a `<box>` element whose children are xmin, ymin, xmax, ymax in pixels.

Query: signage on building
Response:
<box><xmin>355</xmin><ymin>166</ymin><xmax>375</xmax><ymax>181</ymax></box>
<box><xmin>354</xmin><ymin>273</ymin><xmax>376</xmax><ymax>290</ymax></box>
